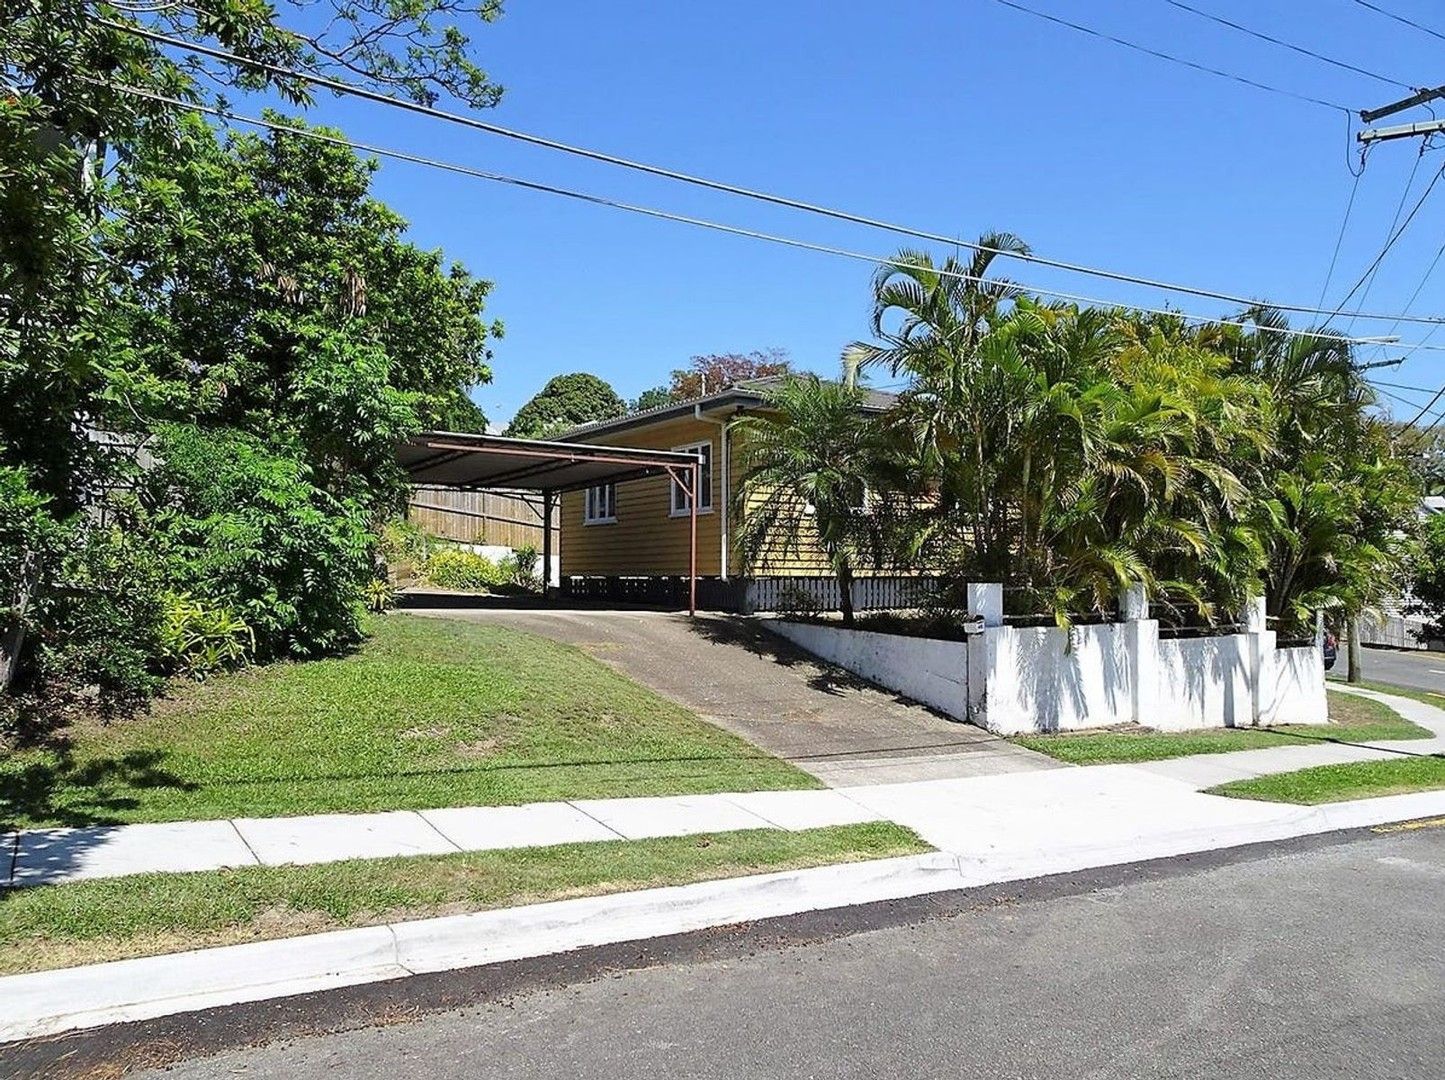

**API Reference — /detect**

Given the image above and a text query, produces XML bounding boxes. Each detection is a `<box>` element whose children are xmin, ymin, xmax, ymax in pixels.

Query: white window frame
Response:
<box><xmin>583</xmin><ymin>482</ymin><xmax>617</xmax><ymax>525</ymax></box>
<box><xmin>670</xmin><ymin>440</ymin><xmax>713</xmax><ymax>517</ymax></box>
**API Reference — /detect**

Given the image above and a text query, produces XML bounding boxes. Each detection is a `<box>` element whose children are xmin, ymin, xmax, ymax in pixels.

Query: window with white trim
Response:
<box><xmin>584</xmin><ymin>482</ymin><xmax>616</xmax><ymax>524</ymax></box>
<box><xmin>670</xmin><ymin>440</ymin><xmax>713</xmax><ymax>515</ymax></box>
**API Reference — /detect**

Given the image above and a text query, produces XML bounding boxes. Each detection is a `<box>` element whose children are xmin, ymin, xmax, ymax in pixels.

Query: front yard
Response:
<box><xmin>1</xmin><ymin>614</ymin><xmax>818</xmax><ymax>829</ymax></box>
<box><xmin>1012</xmin><ymin>690</ymin><xmax>1430</xmax><ymax>765</ymax></box>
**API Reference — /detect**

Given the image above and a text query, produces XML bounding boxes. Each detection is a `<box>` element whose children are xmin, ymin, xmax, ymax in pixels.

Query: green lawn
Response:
<box><xmin>1326</xmin><ymin>677</ymin><xmax>1445</xmax><ymax>709</ymax></box>
<box><xmin>1</xmin><ymin>614</ymin><xmax>818</xmax><ymax>829</ymax></box>
<box><xmin>1207</xmin><ymin>755</ymin><xmax>1445</xmax><ymax>805</ymax></box>
<box><xmin>1012</xmin><ymin>690</ymin><xmax>1431</xmax><ymax>765</ymax></box>
<box><xmin>0</xmin><ymin>823</ymin><xmax>928</xmax><ymax>976</ymax></box>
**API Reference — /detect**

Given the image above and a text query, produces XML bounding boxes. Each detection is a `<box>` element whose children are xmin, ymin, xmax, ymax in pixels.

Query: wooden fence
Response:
<box><xmin>407</xmin><ymin>486</ymin><xmax>555</xmax><ymax>549</ymax></box>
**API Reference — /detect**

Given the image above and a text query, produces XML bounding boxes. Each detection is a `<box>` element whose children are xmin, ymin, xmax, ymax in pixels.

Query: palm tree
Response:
<box><xmin>732</xmin><ymin>376</ymin><xmax>885</xmax><ymax>625</ymax></box>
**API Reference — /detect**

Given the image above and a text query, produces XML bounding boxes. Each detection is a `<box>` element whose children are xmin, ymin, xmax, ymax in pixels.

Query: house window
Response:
<box><xmin>670</xmin><ymin>440</ymin><xmax>713</xmax><ymax>516</ymax></box>
<box><xmin>584</xmin><ymin>483</ymin><xmax>616</xmax><ymax>524</ymax></box>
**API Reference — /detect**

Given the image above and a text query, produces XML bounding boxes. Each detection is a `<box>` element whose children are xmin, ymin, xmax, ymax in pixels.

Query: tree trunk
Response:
<box><xmin>1347</xmin><ymin>615</ymin><xmax>1363</xmax><ymax>684</ymax></box>
<box><xmin>837</xmin><ymin>560</ymin><xmax>855</xmax><ymax>626</ymax></box>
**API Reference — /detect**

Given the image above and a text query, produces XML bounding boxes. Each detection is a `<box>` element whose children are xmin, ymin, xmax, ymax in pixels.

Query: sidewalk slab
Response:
<box><xmin>420</xmin><ymin>803</ymin><xmax>621</xmax><ymax>850</ymax></box>
<box><xmin>10</xmin><ymin>821</ymin><xmax>258</xmax><ymax>887</ymax></box>
<box><xmin>721</xmin><ymin>789</ymin><xmax>882</xmax><ymax>830</ymax></box>
<box><xmin>232</xmin><ymin>811</ymin><xmax>459</xmax><ymax>867</ymax></box>
<box><xmin>567</xmin><ymin>793</ymin><xmax>776</xmax><ymax>839</ymax></box>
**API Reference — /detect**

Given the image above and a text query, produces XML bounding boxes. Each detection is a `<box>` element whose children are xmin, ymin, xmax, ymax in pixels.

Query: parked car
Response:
<box><xmin>1322</xmin><ymin>631</ymin><xmax>1338</xmax><ymax>671</ymax></box>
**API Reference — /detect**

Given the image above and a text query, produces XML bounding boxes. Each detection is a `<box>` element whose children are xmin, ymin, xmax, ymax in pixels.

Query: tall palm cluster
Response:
<box><xmin>738</xmin><ymin>234</ymin><xmax>1419</xmax><ymax>633</ymax></box>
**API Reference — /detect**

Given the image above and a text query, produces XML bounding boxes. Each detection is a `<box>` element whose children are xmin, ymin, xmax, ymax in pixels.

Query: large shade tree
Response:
<box><xmin>505</xmin><ymin>373</ymin><xmax>626</xmax><ymax>439</ymax></box>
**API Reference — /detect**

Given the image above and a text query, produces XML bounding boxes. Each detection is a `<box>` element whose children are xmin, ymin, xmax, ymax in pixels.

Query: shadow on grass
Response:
<box><xmin>1</xmin><ymin>747</ymin><xmax>199</xmax><ymax>833</ymax></box>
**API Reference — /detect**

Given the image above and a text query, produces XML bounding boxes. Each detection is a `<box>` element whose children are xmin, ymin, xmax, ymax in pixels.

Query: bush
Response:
<box><xmin>25</xmin><ymin>519</ymin><xmax>168</xmax><ymax>721</ymax></box>
<box><xmin>511</xmin><ymin>544</ymin><xmax>540</xmax><ymax>587</ymax></box>
<box><xmin>421</xmin><ymin>547</ymin><xmax>511</xmax><ymax>591</ymax></box>
<box><xmin>158</xmin><ymin>592</ymin><xmax>254</xmax><ymax>679</ymax></box>
<box><xmin>378</xmin><ymin>519</ymin><xmax>432</xmax><ymax>585</ymax></box>
<box><xmin>146</xmin><ymin>424</ymin><xmax>374</xmax><ymax>660</ymax></box>
<box><xmin>363</xmin><ymin>577</ymin><xmax>397</xmax><ymax>612</ymax></box>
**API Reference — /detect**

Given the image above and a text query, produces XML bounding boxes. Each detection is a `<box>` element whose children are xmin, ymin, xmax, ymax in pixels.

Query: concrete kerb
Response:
<box><xmin>7</xmin><ymin>787</ymin><xmax>1445</xmax><ymax>1044</ymax></box>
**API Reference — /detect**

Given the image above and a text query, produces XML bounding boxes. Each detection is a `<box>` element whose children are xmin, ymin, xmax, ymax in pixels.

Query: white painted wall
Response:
<box><xmin>763</xmin><ymin>587</ymin><xmax>1329</xmax><ymax>735</ymax></box>
<box><xmin>1261</xmin><ymin>646</ymin><xmax>1327</xmax><ymax>726</ymax></box>
<box><xmin>765</xmin><ymin>619</ymin><xmax>968</xmax><ymax>719</ymax></box>
<box><xmin>973</xmin><ymin>623</ymin><xmax>1134</xmax><ymax>735</ymax></box>
<box><xmin>1156</xmin><ymin>636</ymin><xmax>1253</xmax><ymax>731</ymax></box>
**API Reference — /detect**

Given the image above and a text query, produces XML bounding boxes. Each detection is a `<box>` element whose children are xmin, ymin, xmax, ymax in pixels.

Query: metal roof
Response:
<box><xmin>556</xmin><ymin>376</ymin><xmax>899</xmax><ymax>442</ymax></box>
<box><xmin>398</xmin><ymin>431</ymin><xmax>705</xmax><ymax>492</ymax></box>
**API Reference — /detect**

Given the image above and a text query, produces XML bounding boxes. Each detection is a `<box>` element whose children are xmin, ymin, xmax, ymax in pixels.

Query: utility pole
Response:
<box><xmin>1358</xmin><ymin>86</ymin><xmax>1445</xmax><ymax>147</ymax></box>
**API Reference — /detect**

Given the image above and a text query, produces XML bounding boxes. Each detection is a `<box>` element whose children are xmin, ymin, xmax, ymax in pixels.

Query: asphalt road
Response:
<box><xmin>135</xmin><ymin>827</ymin><xmax>1445</xmax><ymax>1080</ymax></box>
<box><xmin>1338</xmin><ymin>645</ymin><xmax>1445</xmax><ymax>696</ymax></box>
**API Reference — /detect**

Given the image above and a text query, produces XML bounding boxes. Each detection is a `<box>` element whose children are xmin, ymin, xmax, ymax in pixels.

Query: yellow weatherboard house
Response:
<box><xmin>555</xmin><ymin>377</ymin><xmax>908</xmax><ymax>610</ymax></box>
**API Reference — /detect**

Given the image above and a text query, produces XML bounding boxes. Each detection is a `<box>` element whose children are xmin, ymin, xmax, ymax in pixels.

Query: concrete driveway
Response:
<box><xmin>421</xmin><ymin>607</ymin><xmax>1056</xmax><ymax>786</ymax></box>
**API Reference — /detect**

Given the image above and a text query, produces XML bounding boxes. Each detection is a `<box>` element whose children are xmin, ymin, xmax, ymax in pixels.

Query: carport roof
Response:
<box><xmin>398</xmin><ymin>431</ymin><xmax>704</xmax><ymax>492</ymax></box>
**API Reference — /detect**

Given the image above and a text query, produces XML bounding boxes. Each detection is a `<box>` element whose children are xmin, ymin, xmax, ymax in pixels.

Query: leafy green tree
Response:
<box><xmin>631</xmin><ymin>386</ymin><xmax>675</xmax><ymax>413</ymax></box>
<box><xmin>1407</xmin><ymin>511</ymin><xmax>1445</xmax><ymax>641</ymax></box>
<box><xmin>734</xmin><ymin>376</ymin><xmax>887</xmax><ymax>625</ymax></box>
<box><xmin>505</xmin><ymin>373</ymin><xmax>626</xmax><ymax>439</ymax></box>
<box><xmin>104</xmin><ymin>113</ymin><xmax>498</xmax><ymax>505</ymax></box>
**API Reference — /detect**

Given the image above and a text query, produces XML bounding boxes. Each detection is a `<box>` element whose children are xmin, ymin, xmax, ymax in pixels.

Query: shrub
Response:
<box><xmin>364</xmin><ymin>577</ymin><xmax>397</xmax><ymax>612</ymax></box>
<box><xmin>421</xmin><ymin>547</ymin><xmax>511</xmax><ymax>591</ymax></box>
<box><xmin>378</xmin><ymin>519</ymin><xmax>432</xmax><ymax>585</ymax></box>
<box><xmin>158</xmin><ymin>592</ymin><xmax>254</xmax><ymax>679</ymax></box>
<box><xmin>146</xmin><ymin>424</ymin><xmax>374</xmax><ymax>660</ymax></box>
<box><xmin>511</xmin><ymin>544</ymin><xmax>540</xmax><ymax>587</ymax></box>
<box><xmin>26</xmin><ymin>519</ymin><xmax>168</xmax><ymax>720</ymax></box>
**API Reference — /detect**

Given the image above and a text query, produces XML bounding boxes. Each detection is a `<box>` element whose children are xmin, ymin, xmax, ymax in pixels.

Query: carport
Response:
<box><xmin>397</xmin><ymin>432</ymin><xmax>707</xmax><ymax>614</ymax></box>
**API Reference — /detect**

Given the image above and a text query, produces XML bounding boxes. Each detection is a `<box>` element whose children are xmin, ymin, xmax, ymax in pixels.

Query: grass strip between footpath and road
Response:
<box><xmin>2</xmin><ymin>614</ymin><xmax>819</xmax><ymax>830</ymax></box>
<box><xmin>1207</xmin><ymin>755</ymin><xmax>1445</xmax><ymax>805</ymax></box>
<box><xmin>1326</xmin><ymin>677</ymin><xmax>1445</xmax><ymax>709</ymax></box>
<box><xmin>0</xmin><ymin>822</ymin><xmax>928</xmax><ymax>977</ymax></box>
<box><xmin>1012</xmin><ymin>690</ymin><xmax>1431</xmax><ymax>765</ymax></box>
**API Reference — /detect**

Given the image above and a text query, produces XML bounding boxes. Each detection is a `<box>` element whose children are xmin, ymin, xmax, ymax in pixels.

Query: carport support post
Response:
<box><xmin>541</xmin><ymin>489</ymin><xmax>553</xmax><ymax>600</ymax></box>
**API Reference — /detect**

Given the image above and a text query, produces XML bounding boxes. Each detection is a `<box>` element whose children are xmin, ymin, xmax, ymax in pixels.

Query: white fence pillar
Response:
<box><xmin>964</xmin><ymin>583</ymin><xmax>1003</xmax><ymax>728</ymax></box>
<box><xmin>1118</xmin><ymin>582</ymin><xmax>1159</xmax><ymax>727</ymax></box>
<box><xmin>1242</xmin><ymin>597</ymin><xmax>1274</xmax><ymax>725</ymax></box>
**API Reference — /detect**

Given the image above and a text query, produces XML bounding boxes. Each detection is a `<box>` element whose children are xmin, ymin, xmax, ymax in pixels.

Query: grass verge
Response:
<box><xmin>1</xmin><ymin>614</ymin><xmax>818</xmax><ymax>829</ymax></box>
<box><xmin>0</xmin><ymin>823</ymin><xmax>927</xmax><ymax>976</ymax></box>
<box><xmin>1207</xmin><ymin>755</ymin><xmax>1445</xmax><ymax>805</ymax></box>
<box><xmin>1012</xmin><ymin>690</ymin><xmax>1430</xmax><ymax>765</ymax></box>
<box><xmin>1327</xmin><ymin>677</ymin><xmax>1445</xmax><ymax>709</ymax></box>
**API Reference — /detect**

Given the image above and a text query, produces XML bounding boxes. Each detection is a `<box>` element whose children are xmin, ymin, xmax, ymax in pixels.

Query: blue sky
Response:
<box><xmin>280</xmin><ymin>1</ymin><xmax>1445</xmax><ymax>426</ymax></box>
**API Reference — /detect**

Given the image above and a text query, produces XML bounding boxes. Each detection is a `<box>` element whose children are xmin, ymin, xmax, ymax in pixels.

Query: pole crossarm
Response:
<box><xmin>1361</xmin><ymin>86</ymin><xmax>1445</xmax><ymax>124</ymax></box>
<box><xmin>1358</xmin><ymin>117</ymin><xmax>1445</xmax><ymax>145</ymax></box>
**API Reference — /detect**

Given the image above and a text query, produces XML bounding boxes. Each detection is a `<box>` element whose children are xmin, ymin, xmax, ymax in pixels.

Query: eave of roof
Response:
<box><xmin>556</xmin><ymin>377</ymin><xmax>898</xmax><ymax>443</ymax></box>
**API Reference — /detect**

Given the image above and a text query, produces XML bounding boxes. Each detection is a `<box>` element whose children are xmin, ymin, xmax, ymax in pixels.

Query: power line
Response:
<box><xmin>105</xmin><ymin>82</ymin><xmax>1445</xmax><ymax>358</ymax></box>
<box><xmin>989</xmin><ymin>0</ymin><xmax>1352</xmax><ymax>112</ymax></box>
<box><xmin>98</xmin><ymin>17</ymin><xmax>1445</xmax><ymax>329</ymax></box>
<box><xmin>1320</xmin><ymin>158</ymin><xmax>1445</xmax><ymax>330</ymax></box>
<box><xmin>1317</xmin><ymin>165</ymin><xmax>1367</xmax><ymax>308</ymax></box>
<box><xmin>1162</xmin><ymin>0</ymin><xmax>1413</xmax><ymax>90</ymax></box>
<box><xmin>1352</xmin><ymin>0</ymin><xmax>1445</xmax><ymax>45</ymax></box>
<box><xmin>1346</xmin><ymin>144</ymin><xmax>1426</xmax><ymax>332</ymax></box>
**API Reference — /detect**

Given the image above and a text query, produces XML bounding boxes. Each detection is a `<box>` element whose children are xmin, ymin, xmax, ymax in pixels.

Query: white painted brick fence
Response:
<box><xmin>765</xmin><ymin>584</ymin><xmax>1326</xmax><ymax>735</ymax></box>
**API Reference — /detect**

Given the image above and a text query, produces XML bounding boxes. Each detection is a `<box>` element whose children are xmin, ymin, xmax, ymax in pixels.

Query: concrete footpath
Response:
<box><xmin>3</xmin><ymin>684</ymin><xmax>1444</xmax><ymax>1042</ymax></box>
<box><xmin>2</xmin><ymin>789</ymin><xmax>884</xmax><ymax>888</ymax></box>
